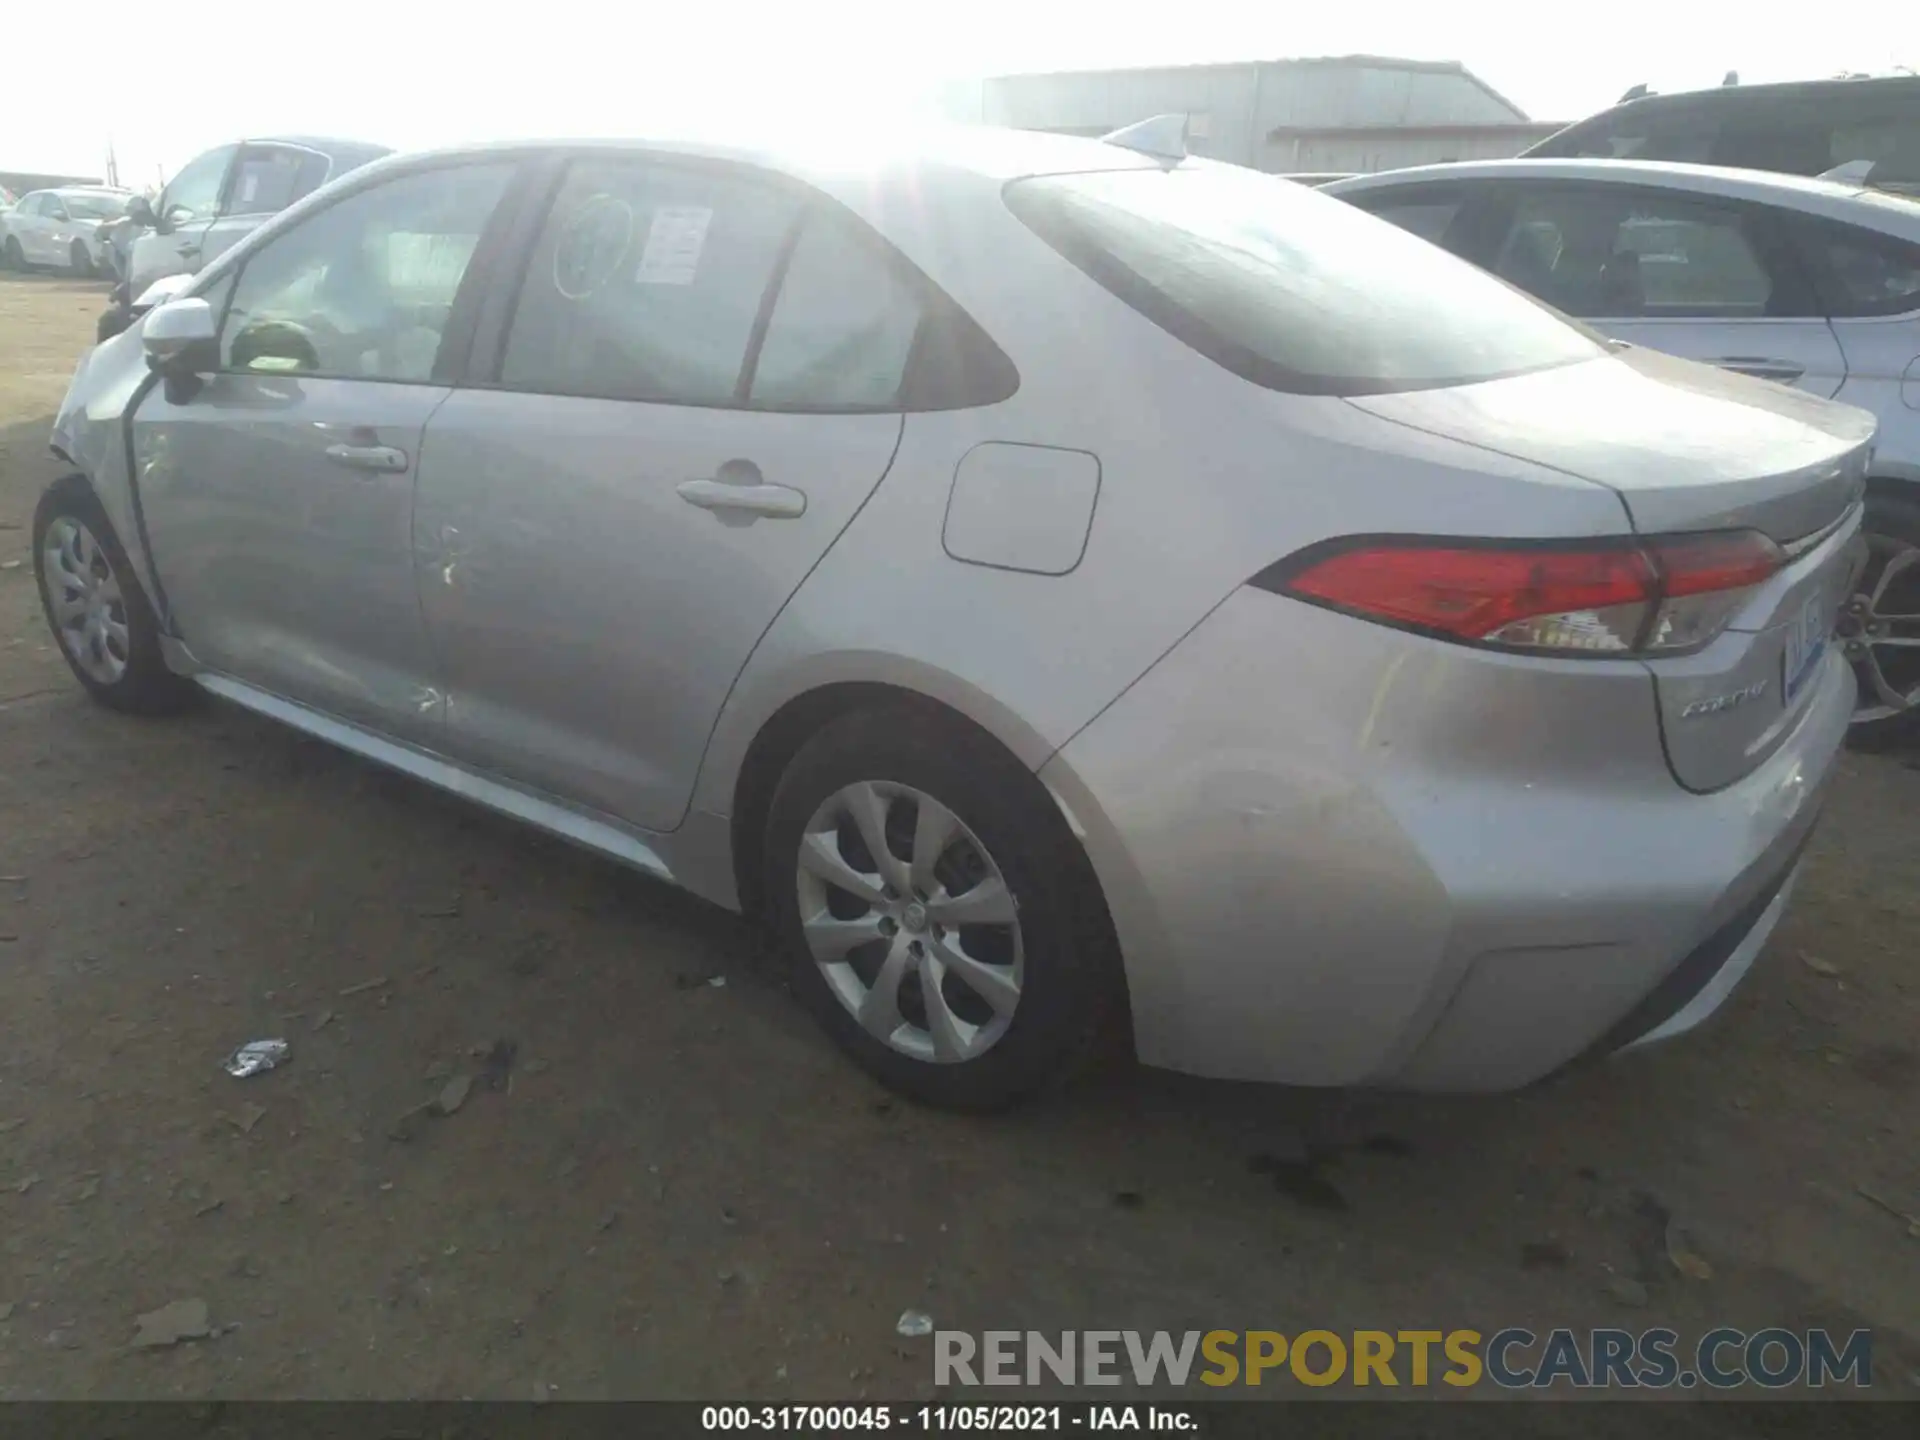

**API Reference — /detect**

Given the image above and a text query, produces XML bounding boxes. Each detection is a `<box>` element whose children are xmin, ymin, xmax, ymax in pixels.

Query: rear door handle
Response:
<box><xmin>676</xmin><ymin>459</ymin><xmax>805</xmax><ymax>521</ymax></box>
<box><xmin>1711</xmin><ymin>356</ymin><xmax>1805</xmax><ymax>383</ymax></box>
<box><xmin>324</xmin><ymin>443</ymin><xmax>409</xmax><ymax>474</ymax></box>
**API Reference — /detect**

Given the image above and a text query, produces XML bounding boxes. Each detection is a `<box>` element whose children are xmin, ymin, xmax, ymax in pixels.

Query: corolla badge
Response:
<box><xmin>1680</xmin><ymin>680</ymin><xmax>1768</xmax><ymax>719</ymax></box>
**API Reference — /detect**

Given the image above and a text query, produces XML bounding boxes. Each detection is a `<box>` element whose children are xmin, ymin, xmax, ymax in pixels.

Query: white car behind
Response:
<box><xmin>1</xmin><ymin>186</ymin><xmax>131</xmax><ymax>274</ymax></box>
<box><xmin>1328</xmin><ymin>159</ymin><xmax>1920</xmax><ymax>744</ymax></box>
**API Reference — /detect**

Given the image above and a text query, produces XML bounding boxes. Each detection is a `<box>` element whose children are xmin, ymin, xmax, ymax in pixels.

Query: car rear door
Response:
<box><xmin>197</xmin><ymin>143</ymin><xmax>334</xmax><ymax>275</ymax></box>
<box><xmin>130</xmin><ymin>157</ymin><xmax>522</xmax><ymax>742</ymax></box>
<box><xmin>413</xmin><ymin>152</ymin><xmax>941</xmax><ymax>832</ymax></box>
<box><xmin>10</xmin><ymin>194</ymin><xmax>51</xmax><ymax>263</ymax></box>
<box><xmin>1475</xmin><ymin>181</ymin><xmax>1848</xmax><ymax>398</ymax></box>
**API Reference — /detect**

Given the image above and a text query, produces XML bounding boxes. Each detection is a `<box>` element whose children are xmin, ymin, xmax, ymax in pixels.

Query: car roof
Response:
<box><xmin>1327</xmin><ymin>158</ymin><xmax>1920</xmax><ymax>238</ymax></box>
<box><xmin>1591</xmin><ymin>73</ymin><xmax>1920</xmax><ymax>117</ymax></box>
<box><xmin>364</xmin><ymin>124</ymin><xmax>1159</xmax><ymax>191</ymax></box>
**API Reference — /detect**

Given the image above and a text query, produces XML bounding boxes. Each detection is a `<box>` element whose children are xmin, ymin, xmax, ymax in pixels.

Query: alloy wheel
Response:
<box><xmin>1841</xmin><ymin>533</ymin><xmax>1920</xmax><ymax>724</ymax></box>
<box><xmin>795</xmin><ymin>781</ymin><xmax>1023</xmax><ymax>1065</ymax></box>
<box><xmin>42</xmin><ymin>516</ymin><xmax>130</xmax><ymax>685</ymax></box>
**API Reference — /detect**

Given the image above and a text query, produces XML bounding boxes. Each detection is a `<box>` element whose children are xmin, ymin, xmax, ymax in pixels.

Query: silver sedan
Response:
<box><xmin>37</xmin><ymin>130</ymin><xmax>1874</xmax><ymax>1108</ymax></box>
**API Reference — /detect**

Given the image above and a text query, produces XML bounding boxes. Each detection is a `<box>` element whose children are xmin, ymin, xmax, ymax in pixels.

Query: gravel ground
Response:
<box><xmin>1</xmin><ymin>273</ymin><xmax>1917</xmax><ymax>1407</ymax></box>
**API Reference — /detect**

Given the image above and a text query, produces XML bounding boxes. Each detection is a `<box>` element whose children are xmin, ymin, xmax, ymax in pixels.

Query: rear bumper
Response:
<box><xmin>1040</xmin><ymin>586</ymin><xmax>1853</xmax><ymax>1090</ymax></box>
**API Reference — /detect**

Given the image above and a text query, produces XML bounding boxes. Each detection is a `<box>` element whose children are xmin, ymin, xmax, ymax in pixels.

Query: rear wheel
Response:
<box><xmin>2</xmin><ymin>236</ymin><xmax>24</xmax><ymax>271</ymax></box>
<box><xmin>1844</xmin><ymin>493</ymin><xmax>1920</xmax><ymax>750</ymax></box>
<box><xmin>762</xmin><ymin>706</ymin><xmax>1121</xmax><ymax>1111</ymax></box>
<box><xmin>32</xmin><ymin>474</ymin><xmax>194</xmax><ymax>715</ymax></box>
<box><xmin>68</xmin><ymin>239</ymin><xmax>94</xmax><ymax>277</ymax></box>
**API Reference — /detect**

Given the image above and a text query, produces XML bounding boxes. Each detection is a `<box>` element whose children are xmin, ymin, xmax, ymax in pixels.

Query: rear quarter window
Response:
<box><xmin>1004</xmin><ymin>164</ymin><xmax>1601</xmax><ymax>396</ymax></box>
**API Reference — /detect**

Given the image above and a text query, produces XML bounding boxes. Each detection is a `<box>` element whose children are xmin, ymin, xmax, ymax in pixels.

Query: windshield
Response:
<box><xmin>1005</xmin><ymin>163</ymin><xmax>1603</xmax><ymax>396</ymax></box>
<box><xmin>63</xmin><ymin>193</ymin><xmax>126</xmax><ymax>220</ymax></box>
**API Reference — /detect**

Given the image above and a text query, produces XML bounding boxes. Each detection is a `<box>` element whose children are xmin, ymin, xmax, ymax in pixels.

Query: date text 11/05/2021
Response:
<box><xmin>703</xmin><ymin>1407</ymin><xmax>1196</xmax><ymax>1431</ymax></box>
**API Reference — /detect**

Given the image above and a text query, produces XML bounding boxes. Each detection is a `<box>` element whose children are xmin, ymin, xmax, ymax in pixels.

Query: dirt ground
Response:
<box><xmin>0</xmin><ymin>272</ymin><xmax>1917</xmax><ymax>1409</ymax></box>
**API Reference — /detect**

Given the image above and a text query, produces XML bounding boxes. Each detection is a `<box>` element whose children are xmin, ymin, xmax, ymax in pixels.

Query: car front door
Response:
<box><xmin>1475</xmin><ymin>182</ymin><xmax>1847</xmax><ymax>397</ymax></box>
<box><xmin>131</xmin><ymin>158</ymin><xmax>520</xmax><ymax>741</ymax></box>
<box><xmin>127</xmin><ymin>144</ymin><xmax>236</xmax><ymax>297</ymax></box>
<box><xmin>414</xmin><ymin>153</ymin><xmax>935</xmax><ymax>831</ymax></box>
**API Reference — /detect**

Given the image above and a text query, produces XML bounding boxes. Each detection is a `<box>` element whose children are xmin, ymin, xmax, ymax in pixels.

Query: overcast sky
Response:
<box><xmin>4</xmin><ymin>0</ymin><xmax>1913</xmax><ymax>185</ymax></box>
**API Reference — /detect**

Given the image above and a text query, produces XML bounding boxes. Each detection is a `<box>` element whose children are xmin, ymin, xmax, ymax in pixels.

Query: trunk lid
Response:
<box><xmin>1347</xmin><ymin>345</ymin><xmax>1874</xmax><ymax>542</ymax></box>
<box><xmin>1350</xmin><ymin>346</ymin><xmax>1876</xmax><ymax>791</ymax></box>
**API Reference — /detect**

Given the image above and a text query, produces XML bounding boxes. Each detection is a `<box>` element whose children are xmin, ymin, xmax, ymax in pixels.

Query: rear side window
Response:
<box><xmin>1005</xmin><ymin>165</ymin><xmax>1601</xmax><ymax>396</ymax></box>
<box><xmin>224</xmin><ymin>147</ymin><xmax>313</xmax><ymax>217</ymax></box>
<box><xmin>501</xmin><ymin>159</ymin><xmax>798</xmax><ymax>405</ymax></box>
<box><xmin>1355</xmin><ymin>192</ymin><xmax>1466</xmax><ymax>246</ymax></box>
<box><xmin>749</xmin><ymin>207</ymin><xmax>922</xmax><ymax>408</ymax></box>
<box><xmin>1489</xmin><ymin>188</ymin><xmax>1795</xmax><ymax>319</ymax></box>
<box><xmin>1802</xmin><ymin>224</ymin><xmax>1920</xmax><ymax>317</ymax></box>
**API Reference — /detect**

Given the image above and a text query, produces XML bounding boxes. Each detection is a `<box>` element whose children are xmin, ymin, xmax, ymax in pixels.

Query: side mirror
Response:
<box><xmin>143</xmin><ymin>297</ymin><xmax>219</xmax><ymax>398</ymax></box>
<box><xmin>126</xmin><ymin>195</ymin><xmax>157</xmax><ymax>228</ymax></box>
<box><xmin>132</xmin><ymin>272</ymin><xmax>197</xmax><ymax>312</ymax></box>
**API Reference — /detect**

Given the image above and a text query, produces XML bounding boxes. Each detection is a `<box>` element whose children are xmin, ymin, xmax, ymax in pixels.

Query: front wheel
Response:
<box><xmin>32</xmin><ymin>474</ymin><xmax>194</xmax><ymax>715</ymax></box>
<box><xmin>763</xmin><ymin>706</ymin><xmax>1121</xmax><ymax>1111</ymax></box>
<box><xmin>68</xmin><ymin>240</ymin><xmax>94</xmax><ymax>277</ymax></box>
<box><xmin>1844</xmin><ymin>493</ymin><xmax>1920</xmax><ymax>750</ymax></box>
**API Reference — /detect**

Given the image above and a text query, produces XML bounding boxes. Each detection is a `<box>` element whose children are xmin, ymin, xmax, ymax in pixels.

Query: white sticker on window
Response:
<box><xmin>635</xmin><ymin>205</ymin><xmax>713</xmax><ymax>285</ymax></box>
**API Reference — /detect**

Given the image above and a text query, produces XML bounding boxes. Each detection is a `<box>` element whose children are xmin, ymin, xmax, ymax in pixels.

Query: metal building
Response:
<box><xmin>949</xmin><ymin>55</ymin><xmax>1560</xmax><ymax>174</ymax></box>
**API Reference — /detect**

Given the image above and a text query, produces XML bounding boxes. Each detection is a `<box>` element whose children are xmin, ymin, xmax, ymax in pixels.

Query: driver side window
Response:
<box><xmin>160</xmin><ymin>146</ymin><xmax>236</xmax><ymax>224</ymax></box>
<box><xmin>219</xmin><ymin>163</ymin><xmax>514</xmax><ymax>383</ymax></box>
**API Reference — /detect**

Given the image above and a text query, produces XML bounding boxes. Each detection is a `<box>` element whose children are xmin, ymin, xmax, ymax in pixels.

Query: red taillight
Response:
<box><xmin>1263</xmin><ymin>532</ymin><xmax>1784</xmax><ymax>656</ymax></box>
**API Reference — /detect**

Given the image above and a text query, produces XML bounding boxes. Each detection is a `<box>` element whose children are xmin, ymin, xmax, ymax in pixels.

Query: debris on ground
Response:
<box><xmin>417</xmin><ymin>898</ymin><xmax>463</xmax><ymax>919</ymax></box>
<box><xmin>1802</xmin><ymin>954</ymin><xmax>1842</xmax><ymax>977</ymax></box>
<box><xmin>706</xmin><ymin>975</ymin><xmax>727</xmax><ymax>988</ymax></box>
<box><xmin>71</xmin><ymin>1175</ymin><xmax>100</xmax><ymax>1203</ymax></box>
<box><xmin>432</xmin><ymin>1075</ymin><xmax>473</xmax><ymax>1117</ymax></box>
<box><xmin>896</xmin><ymin>1311</ymin><xmax>935</xmax><ymax>1338</ymax></box>
<box><xmin>338</xmin><ymin>976</ymin><xmax>390</xmax><ymax>998</ymax></box>
<box><xmin>1605</xmin><ymin>1276</ymin><xmax>1650</xmax><ymax>1307</ymax></box>
<box><xmin>232</xmin><ymin>1104</ymin><xmax>267</xmax><ymax>1135</ymax></box>
<box><xmin>0</xmin><ymin>1303</ymin><xmax>13</xmax><ymax>1322</ymax></box>
<box><xmin>1665</xmin><ymin>1218</ymin><xmax>1713</xmax><ymax>1281</ymax></box>
<box><xmin>1856</xmin><ymin>1185</ymin><xmax>1920</xmax><ymax>1238</ymax></box>
<box><xmin>479</xmin><ymin>1038</ymin><xmax>518</xmax><ymax>1091</ymax></box>
<box><xmin>12</xmin><ymin>1174</ymin><xmax>40</xmax><ymax>1195</ymax></box>
<box><xmin>195</xmin><ymin>1198</ymin><xmax>224</xmax><ymax>1218</ymax></box>
<box><xmin>0</xmin><ymin>1118</ymin><xmax>22</xmax><ymax>1133</ymax></box>
<box><xmin>1249</xmin><ymin>1151</ymin><xmax>1349</xmax><ymax>1213</ymax></box>
<box><xmin>1521</xmin><ymin>1240</ymin><xmax>1571</xmax><ymax>1270</ymax></box>
<box><xmin>223</xmin><ymin>1039</ymin><xmax>289</xmax><ymax>1079</ymax></box>
<box><xmin>0</xmin><ymin>560</ymin><xmax>20</xmax><ymax>571</ymax></box>
<box><xmin>130</xmin><ymin>1298</ymin><xmax>211</xmax><ymax>1349</ymax></box>
<box><xmin>1112</xmin><ymin>1190</ymin><xmax>1145</xmax><ymax>1210</ymax></box>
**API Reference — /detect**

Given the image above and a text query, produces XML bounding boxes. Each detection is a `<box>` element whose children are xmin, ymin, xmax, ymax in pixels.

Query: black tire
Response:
<box><xmin>2</xmin><ymin>236</ymin><xmax>24</xmax><ymax>271</ymax></box>
<box><xmin>31</xmin><ymin>473</ymin><xmax>194</xmax><ymax>716</ymax></box>
<box><xmin>96</xmin><ymin>306</ymin><xmax>133</xmax><ymax>343</ymax></box>
<box><xmin>1846</xmin><ymin>492</ymin><xmax>1920</xmax><ymax>752</ymax></box>
<box><xmin>763</xmin><ymin>704</ymin><xmax>1123</xmax><ymax>1111</ymax></box>
<box><xmin>68</xmin><ymin>240</ymin><xmax>94</xmax><ymax>277</ymax></box>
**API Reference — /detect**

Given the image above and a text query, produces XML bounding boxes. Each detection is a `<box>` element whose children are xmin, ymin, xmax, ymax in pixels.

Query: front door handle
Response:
<box><xmin>177</xmin><ymin>244</ymin><xmax>201</xmax><ymax>260</ymax></box>
<box><xmin>324</xmin><ymin>443</ymin><xmax>409</xmax><ymax>474</ymax></box>
<box><xmin>676</xmin><ymin>459</ymin><xmax>805</xmax><ymax>521</ymax></box>
<box><xmin>1711</xmin><ymin>356</ymin><xmax>1805</xmax><ymax>384</ymax></box>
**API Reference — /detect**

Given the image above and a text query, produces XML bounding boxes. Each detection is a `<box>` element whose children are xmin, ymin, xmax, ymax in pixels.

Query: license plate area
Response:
<box><xmin>1782</xmin><ymin>589</ymin><xmax>1833</xmax><ymax>705</ymax></box>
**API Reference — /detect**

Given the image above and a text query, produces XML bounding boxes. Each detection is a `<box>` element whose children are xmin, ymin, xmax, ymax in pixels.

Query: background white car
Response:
<box><xmin>1328</xmin><ymin>158</ymin><xmax>1920</xmax><ymax>745</ymax></box>
<box><xmin>0</xmin><ymin>186</ymin><xmax>131</xmax><ymax>274</ymax></box>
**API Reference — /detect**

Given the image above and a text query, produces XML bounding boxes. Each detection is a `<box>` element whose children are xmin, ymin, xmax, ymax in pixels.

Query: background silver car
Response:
<box><xmin>37</xmin><ymin>131</ymin><xmax>1873</xmax><ymax>1109</ymax></box>
<box><xmin>99</xmin><ymin>135</ymin><xmax>390</xmax><ymax>341</ymax></box>
<box><xmin>0</xmin><ymin>185</ymin><xmax>131</xmax><ymax>273</ymax></box>
<box><xmin>1326</xmin><ymin>158</ymin><xmax>1920</xmax><ymax>745</ymax></box>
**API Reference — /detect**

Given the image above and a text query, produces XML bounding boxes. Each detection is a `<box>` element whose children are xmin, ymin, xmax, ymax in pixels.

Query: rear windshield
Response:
<box><xmin>1004</xmin><ymin>164</ymin><xmax>1602</xmax><ymax>396</ymax></box>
